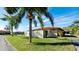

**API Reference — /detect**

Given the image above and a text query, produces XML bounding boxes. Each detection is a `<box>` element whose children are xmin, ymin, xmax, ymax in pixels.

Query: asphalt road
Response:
<box><xmin>0</xmin><ymin>35</ymin><xmax>16</xmax><ymax>51</ymax></box>
<box><xmin>68</xmin><ymin>37</ymin><xmax>79</xmax><ymax>51</ymax></box>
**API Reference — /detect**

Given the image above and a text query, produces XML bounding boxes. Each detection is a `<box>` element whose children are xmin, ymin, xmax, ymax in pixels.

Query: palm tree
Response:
<box><xmin>73</xmin><ymin>20</ymin><xmax>79</xmax><ymax>26</ymax></box>
<box><xmin>73</xmin><ymin>20</ymin><xmax>79</xmax><ymax>35</ymax></box>
<box><xmin>0</xmin><ymin>14</ymin><xmax>19</xmax><ymax>36</ymax></box>
<box><xmin>69</xmin><ymin>20</ymin><xmax>79</xmax><ymax>35</ymax></box>
<box><xmin>4</xmin><ymin>7</ymin><xmax>54</xmax><ymax>43</ymax></box>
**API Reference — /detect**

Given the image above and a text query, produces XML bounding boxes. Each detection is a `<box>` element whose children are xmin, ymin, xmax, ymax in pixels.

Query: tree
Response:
<box><xmin>4</xmin><ymin>25</ymin><xmax>10</xmax><ymax>31</ymax></box>
<box><xmin>73</xmin><ymin>20</ymin><xmax>79</xmax><ymax>26</ymax></box>
<box><xmin>68</xmin><ymin>20</ymin><xmax>79</xmax><ymax>35</ymax></box>
<box><xmin>4</xmin><ymin>7</ymin><xmax>54</xmax><ymax>43</ymax></box>
<box><xmin>0</xmin><ymin>14</ymin><xmax>19</xmax><ymax>36</ymax></box>
<box><xmin>73</xmin><ymin>20</ymin><xmax>79</xmax><ymax>35</ymax></box>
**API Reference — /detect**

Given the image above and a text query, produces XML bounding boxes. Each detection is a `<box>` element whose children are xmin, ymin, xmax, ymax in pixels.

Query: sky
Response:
<box><xmin>0</xmin><ymin>7</ymin><xmax>79</xmax><ymax>32</ymax></box>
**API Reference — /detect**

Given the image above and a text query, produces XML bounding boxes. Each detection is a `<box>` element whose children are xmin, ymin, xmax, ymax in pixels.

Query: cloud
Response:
<box><xmin>54</xmin><ymin>11</ymin><xmax>79</xmax><ymax>25</ymax></box>
<box><xmin>43</xmin><ymin>11</ymin><xmax>78</xmax><ymax>23</ymax></box>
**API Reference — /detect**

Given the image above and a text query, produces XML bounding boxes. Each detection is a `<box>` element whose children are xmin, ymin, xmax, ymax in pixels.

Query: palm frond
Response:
<box><xmin>14</xmin><ymin>22</ymin><xmax>19</xmax><ymax>29</ymax></box>
<box><xmin>74</xmin><ymin>20</ymin><xmax>79</xmax><ymax>24</ymax></box>
<box><xmin>32</xmin><ymin>19</ymin><xmax>37</xmax><ymax>27</ymax></box>
<box><xmin>37</xmin><ymin>16</ymin><xmax>44</xmax><ymax>27</ymax></box>
<box><xmin>0</xmin><ymin>14</ymin><xmax>10</xmax><ymax>21</ymax></box>
<box><xmin>44</xmin><ymin>12</ymin><xmax>54</xmax><ymax>26</ymax></box>
<box><xmin>15</xmin><ymin>8</ymin><xmax>25</xmax><ymax>23</ymax></box>
<box><xmin>0</xmin><ymin>18</ymin><xmax>6</xmax><ymax>21</ymax></box>
<box><xmin>1</xmin><ymin>14</ymin><xmax>13</xmax><ymax>21</ymax></box>
<box><xmin>4</xmin><ymin>7</ymin><xmax>19</xmax><ymax>14</ymax></box>
<box><xmin>34</xmin><ymin>7</ymin><xmax>47</xmax><ymax>13</ymax></box>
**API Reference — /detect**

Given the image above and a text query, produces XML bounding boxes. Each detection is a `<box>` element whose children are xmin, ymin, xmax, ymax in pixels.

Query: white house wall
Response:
<box><xmin>24</xmin><ymin>31</ymin><xmax>29</xmax><ymax>37</ymax></box>
<box><xmin>25</xmin><ymin>30</ymin><xmax>43</xmax><ymax>38</ymax></box>
<box><xmin>32</xmin><ymin>30</ymin><xmax>43</xmax><ymax>38</ymax></box>
<box><xmin>25</xmin><ymin>30</ymin><xmax>58</xmax><ymax>38</ymax></box>
<box><xmin>47</xmin><ymin>30</ymin><xmax>57</xmax><ymax>37</ymax></box>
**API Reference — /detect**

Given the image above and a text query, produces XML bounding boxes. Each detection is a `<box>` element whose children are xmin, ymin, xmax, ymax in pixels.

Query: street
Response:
<box><xmin>0</xmin><ymin>35</ymin><xmax>16</xmax><ymax>51</ymax></box>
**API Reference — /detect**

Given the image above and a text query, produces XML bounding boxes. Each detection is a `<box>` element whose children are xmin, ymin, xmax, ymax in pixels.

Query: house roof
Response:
<box><xmin>0</xmin><ymin>30</ymin><xmax>10</xmax><ymax>32</ymax></box>
<box><xmin>33</xmin><ymin>27</ymin><xmax>64</xmax><ymax>31</ymax></box>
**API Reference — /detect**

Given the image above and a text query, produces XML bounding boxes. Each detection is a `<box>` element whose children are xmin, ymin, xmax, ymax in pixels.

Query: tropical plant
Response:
<box><xmin>66</xmin><ymin>20</ymin><xmax>79</xmax><ymax>35</ymax></box>
<box><xmin>4</xmin><ymin>7</ymin><xmax>54</xmax><ymax>43</ymax></box>
<box><xmin>73</xmin><ymin>20</ymin><xmax>79</xmax><ymax>25</ymax></box>
<box><xmin>73</xmin><ymin>20</ymin><xmax>79</xmax><ymax>35</ymax></box>
<box><xmin>0</xmin><ymin>14</ymin><xmax>19</xmax><ymax>36</ymax></box>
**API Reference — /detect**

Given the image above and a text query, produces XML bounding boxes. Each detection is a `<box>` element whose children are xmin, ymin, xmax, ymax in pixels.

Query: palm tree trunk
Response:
<box><xmin>29</xmin><ymin>19</ymin><xmax>32</xmax><ymax>43</ymax></box>
<box><xmin>11</xmin><ymin>26</ymin><xmax>13</xmax><ymax>36</ymax></box>
<box><xmin>12</xmin><ymin>27</ymin><xmax>13</xmax><ymax>36</ymax></box>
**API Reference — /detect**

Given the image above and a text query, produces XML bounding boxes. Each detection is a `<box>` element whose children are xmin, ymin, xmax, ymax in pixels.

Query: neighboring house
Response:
<box><xmin>14</xmin><ymin>31</ymin><xmax>24</xmax><ymax>35</ymax></box>
<box><xmin>0</xmin><ymin>30</ymin><xmax>10</xmax><ymax>35</ymax></box>
<box><xmin>0</xmin><ymin>30</ymin><xmax>24</xmax><ymax>35</ymax></box>
<box><xmin>25</xmin><ymin>27</ymin><xmax>65</xmax><ymax>38</ymax></box>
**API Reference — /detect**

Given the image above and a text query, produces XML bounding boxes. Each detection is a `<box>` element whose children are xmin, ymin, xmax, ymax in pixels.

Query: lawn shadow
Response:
<box><xmin>64</xmin><ymin>35</ymin><xmax>76</xmax><ymax>37</ymax></box>
<box><xmin>22</xmin><ymin>36</ymin><xmax>29</xmax><ymax>39</ymax></box>
<box><xmin>71</xmin><ymin>42</ymin><xmax>79</xmax><ymax>46</ymax></box>
<box><xmin>45</xmin><ymin>35</ymin><xmax>76</xmax><ymax>38</ymax></box>
<box><xmin>33</xmin><ymin>42</ymin><xmax>72</xmax><ymax>46</ymax></box>
<box><xmin>45</xmin><ymin>37</ymin><xmax>57</xmax><ymax>38</ymax></box>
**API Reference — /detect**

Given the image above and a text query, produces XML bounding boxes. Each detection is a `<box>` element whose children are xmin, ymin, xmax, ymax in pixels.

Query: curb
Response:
<box><xmin>3</xmin><ymin>36</ymin><xmax>17</xmax><ymax>51</ymax></box>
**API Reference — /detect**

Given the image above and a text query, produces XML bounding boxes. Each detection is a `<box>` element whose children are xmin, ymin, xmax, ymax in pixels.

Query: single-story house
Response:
<box><xmin>0</xmin><ymin>30</ymin><xmax>10</xmax><ymax>35</ymax></box>
<box><xmin>13</xmin><ymin>31</ymin><xmax>24</xmax><ymax>35</ymax></box>
<box><xmin>25</xmin><ymin>27</ymin><xmax>65</xmax><ymax>38</ymax></box>
<box><xmin>0</xmin><ymin>29</ymin><xmax>24</xmax><ymax>35</ymax></box>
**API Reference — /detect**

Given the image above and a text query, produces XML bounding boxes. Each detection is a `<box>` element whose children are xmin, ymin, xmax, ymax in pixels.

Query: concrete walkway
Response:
<box><xmin>0</xmin><ymin>35</ymin><xmax>16</xmax><ymax>51</ymax></box>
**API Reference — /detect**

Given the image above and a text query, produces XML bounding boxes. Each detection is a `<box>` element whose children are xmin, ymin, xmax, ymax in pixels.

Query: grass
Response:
<box><xmin>5</xmin><ymin>35</ymin><xmax>75</xmax><ymax>51</ymax></box>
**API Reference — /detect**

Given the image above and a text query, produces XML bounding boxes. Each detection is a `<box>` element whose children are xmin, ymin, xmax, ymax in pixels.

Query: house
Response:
<box><xmin>14</xmin><ymin>31</ymin><xmax>24</xmax><ymax>35</ymax></box>
<box><xmin>0</xmin><ymin>30</ymin><xmax>10</xmax><ymax>35</ymax></box>
<box><xmin>0</xmin><ymin>29</ymin><xmax>24</xmax><ymax>35</ymax></box>
<box><xmin>25</xmin><ymin>27</ymin><xmax>65</xmax><ymax>38</ymax></box>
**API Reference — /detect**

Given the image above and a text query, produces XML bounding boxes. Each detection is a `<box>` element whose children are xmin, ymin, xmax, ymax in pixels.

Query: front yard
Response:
<box><xmin>5</xmin><ymin>35</ymin><xmax>75</xmax><ymax>51</ymax></box>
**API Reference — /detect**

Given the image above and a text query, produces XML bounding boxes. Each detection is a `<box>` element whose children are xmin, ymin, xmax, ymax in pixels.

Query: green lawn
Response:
<box><xmin>5</xmin><ymin>35</ymin><xmax>75</xmax><ymax>51</ymax></box>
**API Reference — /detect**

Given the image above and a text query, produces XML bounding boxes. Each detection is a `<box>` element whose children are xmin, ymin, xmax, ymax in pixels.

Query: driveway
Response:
<box><xmin>68</xmin><ymin>37</ymin><xmax>79</xmax><ymax>51</ymax></box>
<box><xmin>0</xmin><ymin>35</ymin><xmax>16</xmax><ymax>51</ymax></box>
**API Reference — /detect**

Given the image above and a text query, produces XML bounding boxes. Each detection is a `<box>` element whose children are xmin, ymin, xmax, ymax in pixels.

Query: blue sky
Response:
<box><xmin>0</xmin><ymin>7</ymin><xmax>79</xmax><ymax>31</ymax></box>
